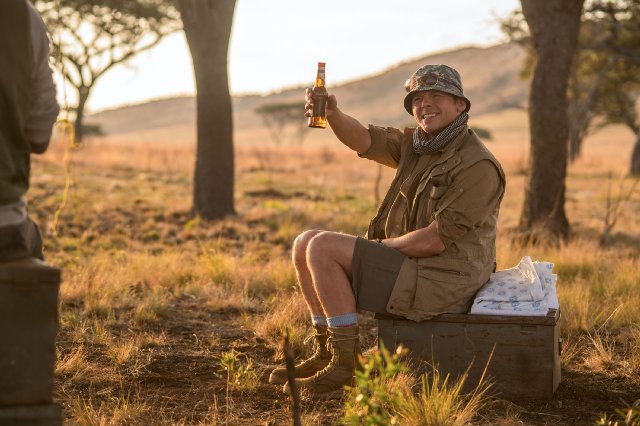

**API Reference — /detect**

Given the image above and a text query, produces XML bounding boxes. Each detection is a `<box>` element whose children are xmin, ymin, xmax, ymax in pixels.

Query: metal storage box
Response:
<box><xmin>0</xmin><ymin>404</ymin><xmax>61</xmax><ymax>426</ymax></box>
<box><xmin>0</xmin><ymin>258</ymin><xmax>60</xmax><ymax>413</ymax></box>
<box><xmin>377</xmin><ymin>309</ymin><xmax>561</xmax><ymax>400</ymax></box>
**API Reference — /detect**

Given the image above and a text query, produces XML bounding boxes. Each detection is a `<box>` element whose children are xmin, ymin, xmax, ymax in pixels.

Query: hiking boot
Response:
<box><xmin>283</xmin><ymin>326</ymin><xmax>361</xmax><ymax>400</ymax></box>
<box><xmin>268</xmin><ymin>325</ymin><xmax>330</xmax><ymax>385</ymax></box>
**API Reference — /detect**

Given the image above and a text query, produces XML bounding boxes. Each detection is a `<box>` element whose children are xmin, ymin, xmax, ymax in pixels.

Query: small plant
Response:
<box><xmin>596</xmin><ymin>399</ymin><xmax>640</xmax><ymax>426</ymax></box>
<box><xmin>218</xmin><ymin>349</ymin><xmax>259</xmax><ymax>391</ymax></box>
<box><xmin>218</xmin><ymin>349</ymin><xmax>259</xmax><ymax>425</ymax></box>
<box><xmin>343</xmin><ymin>343</ymin><xmax>408</xmax><ymax>425</ymax></box>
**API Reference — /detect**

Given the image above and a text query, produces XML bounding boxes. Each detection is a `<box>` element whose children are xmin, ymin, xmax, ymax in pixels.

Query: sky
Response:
<box><xmin>59</xmin><ymin>0</ymin><xmax>520</xmax><ymax>113</ymax></box>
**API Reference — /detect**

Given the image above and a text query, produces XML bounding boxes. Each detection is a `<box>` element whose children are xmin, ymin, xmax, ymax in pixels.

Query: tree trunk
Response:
<box><xmin>519</xmin><ymin>0</ymin><xmax>584</xmax><ymax>240</ymax></box>
<box><xmin>74</xmin><ymin>86</ymin><xmax>90</xmax><ymax>143</ymax></box>
<box><xmin>568</xmin><ymin>57</ymin><xmax>614</xmax><ymax>163</ymax></box>
<box><xmin>177</xmin><ymin>0</ymin><xmax>236</xmax><ymax>220</ymax></box>
<box><xmin>631</xmin><ymin>131</ymin><xmax>640</xmax><ymax>176</ymax></box>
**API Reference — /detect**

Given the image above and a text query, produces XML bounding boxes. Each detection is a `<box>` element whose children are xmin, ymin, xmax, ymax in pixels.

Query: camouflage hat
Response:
<box><xmin>403</xmin><ymin>64</ymin><xmax>471</xmax><ymax>115</ymax></box>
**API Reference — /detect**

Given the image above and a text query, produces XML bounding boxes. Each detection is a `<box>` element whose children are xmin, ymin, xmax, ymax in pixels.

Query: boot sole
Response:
<box><xmin>269</xmin><ymin>371</ymin><xmax>322</xmax><ymax>385</ymax></box>
<box><xmin>308</xmin><ymin>388</ymin><xmax>345</xmax><ymax>400</ymax></box>
<box><xmin>268</xmin><ymin>373</ymin><xmax>287</xmax><ymax>385</ymax></box>
<box><xmin>283</xmin><ymin>383</ymin><xmax>348</xmax><ymax>400</ymax></box>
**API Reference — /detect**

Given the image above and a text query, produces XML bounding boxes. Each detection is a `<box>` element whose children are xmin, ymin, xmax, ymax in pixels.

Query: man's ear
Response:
<box><xmin>455</xmin><ymin>98</ymin><xmax>466</xmax><ymax>113</ymax></box>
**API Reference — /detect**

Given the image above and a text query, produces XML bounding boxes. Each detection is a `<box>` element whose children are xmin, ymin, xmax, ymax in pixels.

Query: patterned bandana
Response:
<box><xmin>412</xmin><ymin>112</ymin><xmax>469</xmax><ymax>155</ymax></box>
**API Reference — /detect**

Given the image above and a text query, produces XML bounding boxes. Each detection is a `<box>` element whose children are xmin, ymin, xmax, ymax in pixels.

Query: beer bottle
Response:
<box><xmin>308</xmin><ymin>62</ymin><xmax>328</xmax><ymax>128</ymax></box>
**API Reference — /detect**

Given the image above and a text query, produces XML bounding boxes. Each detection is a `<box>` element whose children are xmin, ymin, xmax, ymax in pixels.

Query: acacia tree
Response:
<box><xmin>519</xmin><ymin>0</ymin><xmax>584</xmax><ymax>239</ymax></box>
<box><xmin>502</xmin><ymin>0</ymin><xmax>640</xmax><ymax>173</ymax></box>
<box><xmin>35</xmin><ymin>0</ymin><xmax>180</xmax><ymax>141</ymax></box>
<box><xmin>597</xmin><ymin>72</ymin><xmax>640</xmax><ymax>174</ymax></box>
<box><xmin>255</xmin><ymin>102</ymin><xmax>309</xmax><ymax>146</ymax></box>
<box><xmin>175</xmin><ymin>0</ymin><xmax>237</xmax><ymax>220</ymax></box>
<box><xmin>587</xmin><ymin>1</ymin><xmax>640</xmax><ymax>175</ymax></box>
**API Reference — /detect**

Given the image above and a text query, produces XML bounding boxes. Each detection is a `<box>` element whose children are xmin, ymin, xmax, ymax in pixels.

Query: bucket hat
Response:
<box><xmin>403</xmin><ymin>64</ymin><xmax>471</xmax><ymax>115</ymax></box>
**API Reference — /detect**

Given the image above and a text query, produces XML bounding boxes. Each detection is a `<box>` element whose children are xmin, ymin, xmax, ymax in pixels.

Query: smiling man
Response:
<box><xmin>270</xmin><ymin>64</ymin><xmax>506</xmax><ymax>399</ymax></box>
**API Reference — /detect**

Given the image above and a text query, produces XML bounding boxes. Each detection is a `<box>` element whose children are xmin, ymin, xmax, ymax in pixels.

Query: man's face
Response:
<box><xmin>411</xmin><ymin>90</ymin><xmax>466</xmax><ymax>134</ymax></box>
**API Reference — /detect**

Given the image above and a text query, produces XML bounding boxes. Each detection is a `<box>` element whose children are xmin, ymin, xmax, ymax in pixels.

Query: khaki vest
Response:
<box><xmin>368</xmin><ymin>128</ymin><xmax>506</xmax><ymax>321</ymax></box>
<box><xmin>0</xmin><ymin>0</ymin><xmax>32</xmax><ymax>206</ymax></box>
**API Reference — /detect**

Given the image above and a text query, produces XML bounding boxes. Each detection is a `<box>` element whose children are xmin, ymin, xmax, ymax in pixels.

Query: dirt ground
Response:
<box><xmin>37</xmin><ymin>138</ymin><xmax>639</xmax><ymax>425</ymax></box>
<box><xmin>54</xmin><ymin>296</ymin><xmax>345</xmax><ymax>425</ymax></box>
<box><xmin>53</xmin><ymin>293</ymin><xmax>640</xmax><ymax>425</ymax></box>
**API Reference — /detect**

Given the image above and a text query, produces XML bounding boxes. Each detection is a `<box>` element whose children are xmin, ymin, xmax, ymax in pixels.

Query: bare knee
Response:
<box><xmin>306</xmin><ymin>231</ymin><xmax>339</xmax><ymax>265</ymax></box>
<box><xmin>292</xmin><ymin>229</ymin><xmax>323</xmax><ymax>267</ymax></box>
<box><xmin>307</xmin><ymin>232</ymin><xmax>358</xmax><ymax>276</ymax></box>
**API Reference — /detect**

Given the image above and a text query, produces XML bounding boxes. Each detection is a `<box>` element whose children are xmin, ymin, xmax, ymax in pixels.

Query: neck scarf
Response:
<box><xmin>412</xmin><ymin>112</ymin><xmax>469</xmax><ymax>155</ymax></box>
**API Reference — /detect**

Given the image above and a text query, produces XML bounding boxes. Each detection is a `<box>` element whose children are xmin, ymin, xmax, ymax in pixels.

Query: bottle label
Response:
<box><xmin>312</xmin><ymin>89</ymin><xmax>327</xmax><ymax>117</ymax></box>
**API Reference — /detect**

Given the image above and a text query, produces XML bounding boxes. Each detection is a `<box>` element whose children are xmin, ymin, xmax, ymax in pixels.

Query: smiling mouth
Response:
<box><xmin>421</xmin><ymin>113</ymin><xmax>437</xmax><ymax>120</ymax></box>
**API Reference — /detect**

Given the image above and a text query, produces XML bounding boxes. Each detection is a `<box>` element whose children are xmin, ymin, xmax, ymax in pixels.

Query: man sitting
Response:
<box><xmin>270</xmin><ymin>64</ymin><xmax>505</xmax><ymax>399</ymax></box>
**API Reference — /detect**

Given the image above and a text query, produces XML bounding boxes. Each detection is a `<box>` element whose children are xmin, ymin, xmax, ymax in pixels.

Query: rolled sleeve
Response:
<box><xmin>358</xmin><ymin>125</ymin><xmax>403</xmax><ymax>168</ymax></box>
<box><xmin>434</xmin><ymin>160</ymin><xmax>503</xmax><ymax>247</ymax></box>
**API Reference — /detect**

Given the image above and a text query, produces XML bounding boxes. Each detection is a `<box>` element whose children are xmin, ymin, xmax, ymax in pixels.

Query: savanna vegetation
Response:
<box><xmin>34</xmin><ymin>116</ymin><xmax>639</xmax><ymax>424</ymax></box>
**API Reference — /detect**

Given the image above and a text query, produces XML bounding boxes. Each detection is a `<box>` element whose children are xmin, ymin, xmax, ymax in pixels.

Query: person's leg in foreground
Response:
<box><xmin>270</xmin><ymin>230</ymin><xmax>362</xmax><ymax>399</ymax></box>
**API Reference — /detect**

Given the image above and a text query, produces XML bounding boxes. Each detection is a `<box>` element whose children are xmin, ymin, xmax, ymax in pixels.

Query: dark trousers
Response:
<box><xmin>0</xmin><ymin>217</ymin><xmax>44</xmax><ymax>262</ymax></box>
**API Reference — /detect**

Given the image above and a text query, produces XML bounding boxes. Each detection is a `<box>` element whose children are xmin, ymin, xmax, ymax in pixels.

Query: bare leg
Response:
<box><xmin>292</xmin><ymin>229</ymin><xmax>324</xmax><ymax>315</ymax></box>
<box><xmin>282</xmin><ymin>231</ymin><xmax>361</xmax><ymax>398</ymax></box>
<box><xmin>306</xmin><ymin>231</ymin><xmax>357</xmax><ymax>317</ymax></box>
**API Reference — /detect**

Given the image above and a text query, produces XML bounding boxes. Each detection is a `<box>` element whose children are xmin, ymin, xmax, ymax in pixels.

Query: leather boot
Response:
<box><xmin>283</xmin><ymin>326</ymin><xmax>361</xmax><ymax>400</ymax></box>
<box><xmin>269</xmin><ymin>325</ymin><xmax>330</xmax><ymax>385</ymax></box>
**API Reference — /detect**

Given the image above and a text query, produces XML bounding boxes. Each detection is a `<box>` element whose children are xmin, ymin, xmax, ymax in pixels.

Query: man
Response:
<box><xmin>270</xmin><ymin>64</ymin><xmax>505</xmax><ymax>399</ymax></box>
<box><xmin>0</xmin><ymin>0</ymin><xmax>60</xmax><ymax>261</ymax></box>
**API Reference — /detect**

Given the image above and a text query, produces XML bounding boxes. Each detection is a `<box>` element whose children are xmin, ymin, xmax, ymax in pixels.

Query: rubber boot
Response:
<box><xmin>283</xmin><ymin>326</ymin><xmax>361</xmax><ymax>400</ymax></box>
<box><xmin>269</xmin><ymin>325</ymin><xmax>330</xmax><ymax>385</ymax></box>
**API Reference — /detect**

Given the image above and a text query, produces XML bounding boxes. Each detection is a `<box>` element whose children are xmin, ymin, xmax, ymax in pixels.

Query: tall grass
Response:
<box><xmin>496</xmin><ymin>236</ymin><xmax>640</xmax><ymax>334</ymax></box>
<box><xmin>252</xmin><ymin>292</ymin><xmax>311</xmax><ymax>360</ymax></box>
<box><xmin>31</xmin><ymin>134</ymin><xmax>639</xmax><ymax>424</ymax></box>
<box><xmin>344</xmin><ymin>344</ymin><xmax>490</xmax><ymax>425</ymax></box>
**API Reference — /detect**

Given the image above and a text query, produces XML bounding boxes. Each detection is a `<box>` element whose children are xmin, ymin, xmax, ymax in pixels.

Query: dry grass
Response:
<box><xmin>251</xmin><ymin>292</ymin><xmax>311</xmax><ymax>360</ymax></box>
<box><xmin>28</xmin><ymin>111</ymin><xmax>640</xmax><ymax>423</ymax></box>
<box><xmin>395</xmin><ymin>369</ymin><xmax>490</xmax><ymax>426</ymax></box>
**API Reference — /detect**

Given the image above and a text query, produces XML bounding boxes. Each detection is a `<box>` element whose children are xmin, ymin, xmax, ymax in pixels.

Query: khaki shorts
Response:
<box><xmin>351</xmin><ymin>237</ymin><xmax>405</xmax><ymax>317</ymax></box>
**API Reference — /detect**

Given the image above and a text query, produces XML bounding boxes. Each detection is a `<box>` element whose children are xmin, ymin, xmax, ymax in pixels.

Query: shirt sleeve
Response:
<box><xmin>25</xmin><ymin>3</ymin><xmax>59</xmax><ymax>153</ymax></box>
<box><xmin>434</xmin><ymin>160</ymin><xmax>503</xmax><ymax>248</ymax></box>
<box><xmin>358</xmin><ymin>125</ymin><xmax>403</xmax><ymax>169</ymax></box>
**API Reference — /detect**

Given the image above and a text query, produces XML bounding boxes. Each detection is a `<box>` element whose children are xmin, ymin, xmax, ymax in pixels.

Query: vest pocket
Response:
<box><xmin>411</xmin><ymin>257</ymin><xmax>477</xmax><ymax>315</ymax></box>
<box><xmin>429</xmin><ymin>184</ymin><xmax>448</xmax><ymax>200</ymax></box>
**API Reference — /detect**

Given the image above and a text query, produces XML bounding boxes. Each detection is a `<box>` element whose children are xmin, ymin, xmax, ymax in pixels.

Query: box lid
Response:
<box><xmin>429</xmin><ymin>308</ymin><xmax>560</xmax><ymax>326</ymax></box>
<box><xmin>0</xmin><ymin>258</ymin><xmax>60</xmax><ymax>284</ymax></box>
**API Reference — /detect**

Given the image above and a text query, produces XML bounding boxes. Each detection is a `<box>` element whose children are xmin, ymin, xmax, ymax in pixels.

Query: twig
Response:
<box><xmin>283</xmin><ymin>329</ymin><xmax>302</xmax><ymax>426</ymax></box>
<box><xmin>600</xmin><ymin>173</ymin><xmax>639</xmax><ymax>246</ymax></box>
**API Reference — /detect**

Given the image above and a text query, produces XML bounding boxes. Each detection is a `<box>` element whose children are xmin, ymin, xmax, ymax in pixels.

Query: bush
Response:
<box><xmin>597</xmin><ymin>399</ymin><xmax>640</xmax><ymax>426</ymax></box>
<box><xmin>343</xmin><ymin>344</ymin><xmax>490</xmax><ymax>426</ymax></box>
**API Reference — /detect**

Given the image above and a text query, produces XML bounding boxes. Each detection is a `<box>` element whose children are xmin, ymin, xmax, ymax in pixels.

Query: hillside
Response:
<box><xmin>86</xmin><ymin>43</ymin><xmax>527</xmax><ymax>145</ymax></box>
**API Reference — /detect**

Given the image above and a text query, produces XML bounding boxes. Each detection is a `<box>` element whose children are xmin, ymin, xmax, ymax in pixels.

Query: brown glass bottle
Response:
<box><xmin>308</xmin><ymin>62</ymin><xmax>328</xmax><ymax>128</ymax></box>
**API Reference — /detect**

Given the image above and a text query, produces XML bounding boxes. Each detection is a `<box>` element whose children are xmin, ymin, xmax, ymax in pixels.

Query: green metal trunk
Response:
<box><xmin>0</xmin><ymin>258</ymin><xmax>61</xmax><ymax>424</ymax></box>
<box><xmin>377</xmin><ymin>309</ymin><xmax>561</xmax><ymax>400</ymax></box>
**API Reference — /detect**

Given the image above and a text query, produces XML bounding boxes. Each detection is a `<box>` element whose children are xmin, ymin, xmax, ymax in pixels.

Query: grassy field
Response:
<box><xmin>29</xmin><ymin>109</ymin><xmax>640</xmax><ymax>425</ymax></box>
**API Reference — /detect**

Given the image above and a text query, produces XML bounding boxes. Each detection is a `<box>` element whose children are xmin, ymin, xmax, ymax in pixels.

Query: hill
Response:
<box><xmin>86</xmin><ymin>43</ymin><xmax>527</xmax><ymax>145</ymax></box>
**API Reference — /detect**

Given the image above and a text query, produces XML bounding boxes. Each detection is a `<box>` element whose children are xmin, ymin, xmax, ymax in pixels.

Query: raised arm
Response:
<box><xmin>305</xmin><ymin>88</ymin><xmax>371</xmax><ymax>154</ymax></box>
